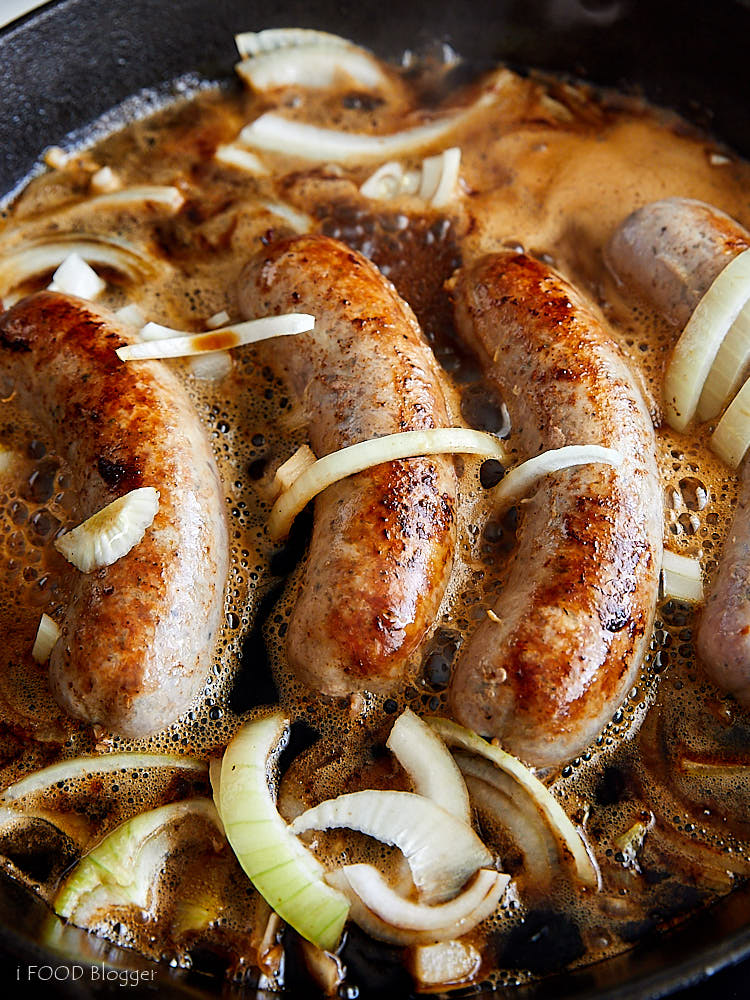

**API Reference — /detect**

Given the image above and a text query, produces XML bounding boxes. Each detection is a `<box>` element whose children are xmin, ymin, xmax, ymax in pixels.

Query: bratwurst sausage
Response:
<box><xmin>239</xmin><ymin>235</ymin><xmax>457</xmax><ymax>697</ymax></box>
<box><xmin>448</xmin><ymin>252</ymin><xmax>662</xmax><ymax>767</ymax></box>
<box><xmin>606</xmin><ymin>197</ymin><xmax>750</xmax><ymax>705</ymax></box>
<box><xmin>0</xmin><ymin>292</ymin><xmax>228</xmax><ymax>738</ymax></box>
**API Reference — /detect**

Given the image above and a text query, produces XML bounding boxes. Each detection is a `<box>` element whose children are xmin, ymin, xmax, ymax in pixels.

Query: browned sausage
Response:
<box><xmin>239</xmin><ymin>235</ymin><xmax>457</xmax><ymax>697</ymax></box>
<box><xmin>0</xmin><ymin>292</ymin><xmax>228</xmax><ymax>738</ymax></box>
<box><xmin>606</xmin><ymin>197</ymin><xmax>750</xmax><ymax>705</ymax></box>
<box><xmin>448</xmin><ymin>253</ymin><xmax>662</xmax><ymax>767</ymax></box>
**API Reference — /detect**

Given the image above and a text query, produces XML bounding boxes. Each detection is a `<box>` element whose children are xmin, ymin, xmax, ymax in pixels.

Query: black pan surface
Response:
<box><xmin>2</xmin><ymin>0</ymin><xmax>750</xmax><ymax>996</ymax></box>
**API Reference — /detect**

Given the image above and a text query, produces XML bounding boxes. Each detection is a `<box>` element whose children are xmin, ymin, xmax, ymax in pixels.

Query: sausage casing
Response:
<box><xmin>448</xmin><ymin>253</ymin><xmax>662</xmax><ymax>766</ymax></box>
<box><xmin>239</xmin><ymin>235</ymin><xmax>457</xmax><ymax>697</ymax></box>
<box><xmin>0</xmin><ymin>292</ymin><xmax>228</xmax><ymax>738</ymax></box>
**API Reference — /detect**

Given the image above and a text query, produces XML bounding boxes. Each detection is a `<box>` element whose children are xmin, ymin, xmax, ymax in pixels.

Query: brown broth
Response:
<box><xmin>0</xmin><ymin>49</ymin><xmax>749</xmax><ymax>993</ymax></box>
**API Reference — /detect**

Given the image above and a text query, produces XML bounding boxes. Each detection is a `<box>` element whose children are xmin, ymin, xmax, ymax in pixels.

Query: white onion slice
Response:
<box><xmin>236</xmin><ymin>46</ymin><xmax>388</xmax><ymax>92</ymax></box>
<box><xmin>426</xmin><ymin>718</ymin><xmax>598</xmax><ymax>888</ymax></box>
<box><xmin>89</xmin><ymin>166</ymin><xmax>121</xmax><ymax>193</ymax></box>
<box><xmin>218</xmin><ymin>712</ymin><xmax>349</xmax><ymax>951</ymax></box>
<box><xmin>1</xmin><ymin>753</ymin><xmax>207</xmax><ymax>804</ymax></box>
<box><xmin>360</xmin><ymin>161</ymin><xmax>412</xmax><ymax>200</ymax></box>
<box><xmin>326</xmin><ymin>868</ymin><xmax>503</xmax><ymax>945</ymax></box>
<box><xmin>269</xmin><ymin>427</ymin><xmax>507</xmax><ymax>540</ymax></box>
<box><xmin>420</xmin><ymin>147</ymin><xmax>461</xmax><ymax>207</ymax></box>
<box><xmin>340</xmin><ymin>865</ymin><xmax>507</xmax><ymax>930</ymax></box>
<box><xmin>31</xmin><ymin>613</ymin><xmax>60</xmax><ymax>664</ymax></box>
<box><xmin>386</xmin><ymin>709</ymin><xmax>470</xmax><ymax>824</ymax></box>
<box><xmin>116</xmin><ymin>314</ymin><xmax>314</xmax><ymax>361</ymax></box>
<box><xmin>711</xmin><ymin>376</ymin><xmax>750</xmax><ymax>467</ymax></box>
<box><xmin>258</xmin><ymin>200</ymin><xmax>313</xmax><ymax>233</ymax></box>
<box><xmin>214</xmin><ymin>143</ymin><xmax>268</xmax><ymax>175</ymax></box>
<box><xmin>115</xmin><ymin>303</ymin><xmax>147</xmax><ymax>329</ymax></box>
<box><xmin>664</xmin><ymin>249</ymin><xmax>750</xmax><ymax>432</ymax></box>
<box><xmin>207</xmin><ymin>310</ymin><xmax>231</xmax><ymax>329</ymax></box>
<box><xmin>661</xmin><ymin>549</ymin><xmax>704</xmax><ymax>603</ymax></box>
<box><xmin>82</xmin><ymin>185</ymin><xmax>184</xmax><ymax>213</ymax></box>
<box><xmin>54</xmin><ymin>486</ymin><xmax>159</xmax><ymax>573</ymax></box>
<box><xmin>0</xmin><ymin>235</ymin><xmax>161</xmax><ymax>298</ymax></box>
<box><xmin>272</xmin><ymin>444</ymin><xmax>317</xmax><ymax>498</ymax></box>
<box><xmin>54</xmin><ymin>799</ymin><xmax>221</xmax><ymax>922</ymax></box>
<box><xmin>457</xmin><ymin>756</ymin><xmax>558</xmax><ymax>892</ymax></box>
<box><xmin>290</xmin><ymin>790</ymin><xmax>491</xmax><ymax>904</ymax></box>
<box><xmin>47</xmin><ymin>253</ymin><xmax>106</xmax><ymax>300</ymax></box>
<box><xmin>491</xmin><ymin>445</ymin><xmax>622</xmax><ymax>509</ymax></box>
<box><xmin>697</xmin><ymin>300</ymin><xmax>750</xmax><ymax>420</ymax></box>
<box><xmin>235</xmin><ymin>28</ymin><xmax>352</xmax><ymax>58</ymax></box>
<box><xmin>410</xmin><ymin>940</ymin><xmax>481</xmax><ymax>987</ymax></box>
<box><xmin>238</xmin><ymin>92</ymin><xmax>495</xmax><ymax>164</ymax></box>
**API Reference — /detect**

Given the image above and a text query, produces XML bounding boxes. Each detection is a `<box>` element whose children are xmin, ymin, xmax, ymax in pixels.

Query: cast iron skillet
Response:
<box><xmin>1</xmin><ymin>0</ymin><xmax>750</xmax><ymax>996</ymax></box>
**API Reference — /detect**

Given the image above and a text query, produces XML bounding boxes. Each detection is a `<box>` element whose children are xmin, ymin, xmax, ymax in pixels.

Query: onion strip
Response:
<box><xmin>697</xmin><ymin>300</ymin><xmax>750</xmax><ymax>420</ymax></box>
<box><xmin>116</xmin><ymin>314</ymin><xmax>315</xmax><ymax>361</ymax></box>
<box><xmin>0</xmin><ymin>235</ymin><xmax>162</xmax><ymax>298</ymax></box>
<box><xmin>386</xmin><ymin>709</ymin><xmax>471</xmax><ymax>824</ymax></box>
<box><xmin>269</xmin><ymin>428</ymin><xmax>507</xmax><ymax>540</ymax></box>
<box><xmin>0</xmin><ymin>754</ymin><xmax>206</xmax><ymax>804</ymax></box>
<box><xmin>491</xmin><ymin>445</ymin><xmax>623</xmax><ymax>509</ymax></box>
<box><xmin>660</xmin><ymin>550</ymin><xmax>704</xmax><ymax>603</ymax></box>
<box><xmin>31</xmin><ymin>613</ymin><xmax>61</xmax><ymax>664</ymax></box>
<box><xmin>290</xmin><ymin>790</ymin><xmax>491</xmax><ymax>904</ymax></box>
<box><xmin>711</xmin><ymin>376</ymin><xmax>750</xmax><ymax>467</ymax></box>
<box><xmin>426</xmin><ymin>718</ymin><xmax>598</xmax><ymax>888</ymax></box>
<box><xmin>338</xmin><ymin>864</ymin><xmax>507</xmax><ymax>930</ymax></box>
<box><xmin>238</xmin><ymin>92</ymin><xmax>496</xmax><ymax>164</ymax></box>
<box><xmin>236</xmin><ymin>46</ymin><xmax>388</xmax><ymax>92</ymax></box>
<box><xmin>664</xmin><ymin>248</ymin><xmax>750</xmax><ymax>432</ymax></box>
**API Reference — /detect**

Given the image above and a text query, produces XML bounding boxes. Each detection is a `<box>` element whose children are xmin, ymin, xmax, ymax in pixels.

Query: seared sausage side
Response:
<box><xmin>239</xmin><ymin>235</ymin><xmax>457</xmax><ymax>697</ymax></box>
<box><xmin>606</xmin><ymin>197</ymin><xmax>750</xmax><ymax>704</ymax></box>
<box><xmin>448</xmin><ymin>253</ymin><xmax>662</xmax><ymax>767</ymax></box>
<box><xmin>0</xmin><ymin>292</ymin><xmax>228</xmax><ymax>738</ymax></box>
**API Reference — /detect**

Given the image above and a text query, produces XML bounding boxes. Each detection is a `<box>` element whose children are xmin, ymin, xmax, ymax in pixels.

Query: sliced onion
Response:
<box><xmin>410</xmin><ymin>940</ymin><xmax>481</xmax><ymax>987</ymax></box>
<box><xmin>236</xmin><ymin>46</ymin><xmax>388</xmax><ymax>92</ymax></box>
<box><xmin>115</xmin><ymin>303</ymin><xmax>147</xmax><ymax>329</ymax></box>
<box><xmin>426</xmin><ymin>718</ymin><xmax>599</xmax><ymax>888</ymax></box>
<box><xmin>711</xmin><ymin>376</ymin><xmax>750</xmax><ymax>467</ymax></box>
<box><xmin>89</xmin><ymin>166</ymin><xmax>121</xmax><ymax>194</ymax></box>
<box><xmin>258</xmin><ymin>200</ymin><xmax>313</xmax><ymax>233</ymax></box>
<box><xmin>697</xmin><ymin>300</ymin><xmax>750</xmax><ymax>420</ymax></box>
<box><xmin>116</xmin><ymin>314</ymin><xmax>314</xmax><ymax>361</ymax></box>
<box><xmin>235</xmin><ymin>28</ymin><xmax>352</xmax><ymax>58</ymax></box>
<box><xmin>54</xmin><ymin>486</ymin><xmax>159</xmax><ymax>573</ymax></box>
<box><xmin>47</xmin><ymin>253</ymin><xmax>105</xmax><ymax>300</ymax></box>
<box><xmin>339</xmin><ymin>864</ymin><xmax>507</xmax><ymax>930</ymax></box>
<box><xmin>660</xmin><ymin>550</ymin><xmax>704</xmax><ymax>603</ymax></box>
<box><xmin>386</xmin><ymin>708</ymin><xmax>470</xmax><ymax>824</ymax></box>
<box><xmin>290</xmin><ymin>789</ymin><xmax>491</xmax><ymax>904</ymax></box>
<box><xmin>214</xmin><ymin>144</ymin><xmax>268</xmax><ymax>175</ymax></box>
<box><xmin>664</xmin><ymin>248</ymin><xmax>750</xmax><ymax>432</ymax></box>
<box><xmin>54</xmin><ymin>799</ymin><xmax>221</xmax><ymax>922</ymax></box>
<box><xmin>0</xmin><ymin>235</ymin><xmax>162</xmax><ymax>299</ymax></box>
<box><xmin>326</xmin><ymin>868</ymin><xmax>502</xmax><ymax>945</ymax></box>
<box><xmin>360</xmin><ymin>161</ymin><xmax>419</xmax><ymax>200</ymax></box>
<box><xmin>457</xmin><ymin>756</ymin><xmax>558</xmax><ymax>893</ymax></box>
<box><xmin>419</xmin><ymin>147</ymin><xmax>461</xmax><ymax>207</ymax></box>
<box><xmin>81</xmin><ymin>185</ymin><xmax>184</xmax><ymax>213</ymax></box>
<box><xmin>491</xmin><ymin>445</ymin><xmax>622</xmax><ymax>510</ymax></box>
<box><xmin>218</xmin><ymin>712</ymin><xmax>349</xmax><ymax>951</ymax></box>
<box><xmin>272</xmin><ymin>444</ymin><xmax>317</xmax><ymax>498</ymax></box>
<box><xmin>238</xmin><ymin>92</ymin><xmax>496</xmax><ymax>164</ymax></box>
<box><xmin>31</xmin><ymin>613</ymin><xmax>61</xmax><ymax>664</ymax></box>
<box><xmin>0</xmin><ymin>753</ymin><xmax>206</xmax><ymax>803</ymax></box>
<box><xmin>269</xmin><ymin>427</ymin><xmax>507</xmax><ymax>540</ymax></box>
<box><xmin>207</xmin><ymin>310</ymin><xmax>231</xmax><ymax>329</ymax></box>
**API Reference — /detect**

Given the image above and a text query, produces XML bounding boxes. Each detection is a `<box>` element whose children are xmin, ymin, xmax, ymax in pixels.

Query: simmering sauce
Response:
<box><xmin>1</xmin><ymin>42</ymin><xmax>750</xmax><ymax>993</ymax></box>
